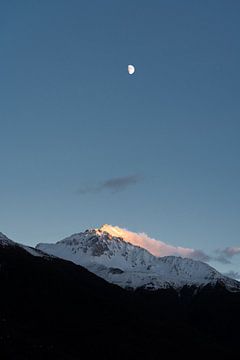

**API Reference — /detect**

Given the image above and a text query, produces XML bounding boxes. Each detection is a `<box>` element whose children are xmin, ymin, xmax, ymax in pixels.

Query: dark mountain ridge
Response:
<box><xmin>0</xmin><ymin>235</ymin><xmax>239</xmax><ymax>359</ymax></box>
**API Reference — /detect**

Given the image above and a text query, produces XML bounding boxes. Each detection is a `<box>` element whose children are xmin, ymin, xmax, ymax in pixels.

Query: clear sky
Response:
<box><xmin>1</xmin><ymin>1</ymin><xmax>240</xmax><ymax>275</ymax></box>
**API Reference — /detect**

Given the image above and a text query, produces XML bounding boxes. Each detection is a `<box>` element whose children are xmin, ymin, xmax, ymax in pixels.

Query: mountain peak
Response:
<box><xmin>98</xmin><ymin>224</ymin><xmax>125</xmax><ymax>238</ymax></box>
<box><xmin>0</xmin><ymin>232</ymin><xmax>15</xmax><ymax>246</ymax></box>
<box><xmin>64</xmin><ymin>225</ymin><xmax>125</xmax><ymax>243</ymax></box>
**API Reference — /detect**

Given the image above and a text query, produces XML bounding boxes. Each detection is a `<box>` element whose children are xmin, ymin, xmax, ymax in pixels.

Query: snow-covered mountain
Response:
<box><xmin>36</xmin><ymin>225</ymin><xmax>240</xmax><ymax>291</ymax></box>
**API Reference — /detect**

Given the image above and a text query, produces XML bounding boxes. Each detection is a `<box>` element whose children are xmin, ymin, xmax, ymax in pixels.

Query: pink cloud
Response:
<box><xmin>99</xmin><ymin>225</ymin><xmax>210</xmax><ymax>262</ymax></box>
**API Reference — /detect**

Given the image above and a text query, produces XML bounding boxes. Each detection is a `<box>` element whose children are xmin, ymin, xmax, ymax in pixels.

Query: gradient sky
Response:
<box><xmin>1</xmin><ymin>1</ymin><xmax>240</xmax><ymax>275</ymax></box>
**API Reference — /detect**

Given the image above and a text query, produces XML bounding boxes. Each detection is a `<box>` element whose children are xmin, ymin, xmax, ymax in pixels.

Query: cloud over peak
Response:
<box><xmin>99</xmin><ymin>224</ymin><xmax>210</xmax><ymax>261</ymax></box>
<box><xmin>215</xmin><ymin>247</ymin><xmax>240</xmax><ymax>264</ymax></box>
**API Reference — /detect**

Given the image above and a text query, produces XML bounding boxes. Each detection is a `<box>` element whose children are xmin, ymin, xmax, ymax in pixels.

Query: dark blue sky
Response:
<box><xmin>1</xmin><ymin>1</ymin><xmax>240</xmax><ymax>274</ymax></box>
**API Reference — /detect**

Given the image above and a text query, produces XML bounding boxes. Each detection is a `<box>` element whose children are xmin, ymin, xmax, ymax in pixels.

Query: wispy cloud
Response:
<box><xmin>100</xmin><ymin>224</ymin><xmax>210</xmax><ymax>261</ymax></box>
<box><xmin>101</xmin><ymin>175</ymin><xmax>141</xmax><ymax>192</ymax></box>
<box><xmin>98</xmin><ymin>225</ymin><xmax>240</xmax><ymax>267</ymax></box>
<box><xmin>215</xmin><ymin>247</ymin><xmax>240</xmax><ymax>264</ymax></box>
<box><xmin>223</xmin><ymin>270</ymin><xmax>240</xmax><ymax>280</ymax></box>
<box><xmin>214</xmin><ymin>255</ymin><xmax>232</xmax><ymax>264</ymax></box>
<box><xmin>188</xmin><ymin>249</ymin><xmax>211</xmax><ymax>262</ymax></box>
<box><xmin>78</xmin><ymin>175</ymin><xmax>142</xmax><ymax>194</ymax></box>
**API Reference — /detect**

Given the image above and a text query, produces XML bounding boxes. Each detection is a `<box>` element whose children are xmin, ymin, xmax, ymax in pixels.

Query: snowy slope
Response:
<box><xmin>36</xmin><ymin>226</ymin><xmax>240</xmax><ymax>291</ymax></box>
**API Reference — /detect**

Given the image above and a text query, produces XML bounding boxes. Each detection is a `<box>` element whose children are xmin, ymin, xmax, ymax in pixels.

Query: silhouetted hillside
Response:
<box><xmin>0</xmin><ymin>244</ymin><xmax>239</xmax><ymax>359</ymax></box>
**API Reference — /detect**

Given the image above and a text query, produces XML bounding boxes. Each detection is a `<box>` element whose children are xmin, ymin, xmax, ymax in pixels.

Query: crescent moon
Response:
<box><xmin>128</xmin><ymin>64</ymin><xmax>135</xmax><ymax>75</ymax></box>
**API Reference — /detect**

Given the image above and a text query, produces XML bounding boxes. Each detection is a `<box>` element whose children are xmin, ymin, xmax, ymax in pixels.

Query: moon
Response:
<box><xmin>128</xmin><ymin>64</ymin><xmax>135</xmax><ymax>75</ymax></box>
